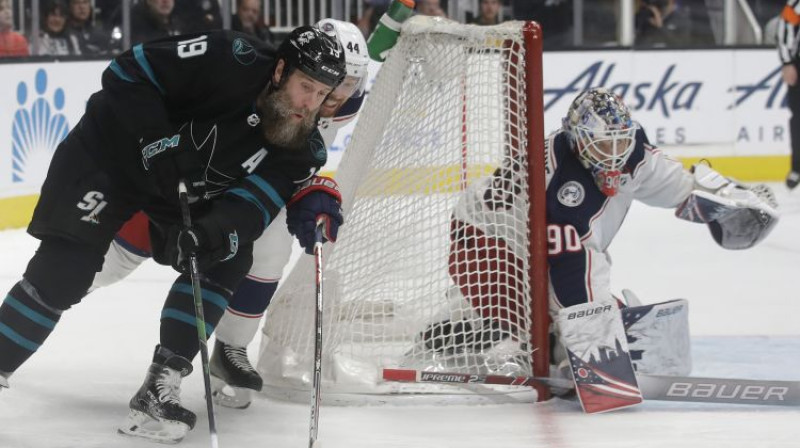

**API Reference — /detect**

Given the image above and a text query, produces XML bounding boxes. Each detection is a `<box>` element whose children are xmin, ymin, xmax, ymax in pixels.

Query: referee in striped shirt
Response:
<box><xmin>779</xmin><ymin>0</ymin><xmax>800</xmax><ymax>189</ymax></box>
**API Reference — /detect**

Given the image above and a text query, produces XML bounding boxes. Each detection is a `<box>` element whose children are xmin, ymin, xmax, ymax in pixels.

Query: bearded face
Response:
<box><xmin>258</xmin><ymin>84</ymin><xmax>319</xmax><ymax>149</ymax></box>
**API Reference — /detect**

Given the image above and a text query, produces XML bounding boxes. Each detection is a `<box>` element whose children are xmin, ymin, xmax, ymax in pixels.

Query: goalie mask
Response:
<box><xmin>563</xmin><ymin>88</ymin><xmax>637</xmax><ymax>196</ymax></box>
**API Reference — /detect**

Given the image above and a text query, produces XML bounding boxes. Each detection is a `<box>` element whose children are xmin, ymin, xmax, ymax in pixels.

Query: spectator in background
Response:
<box><xmin>357</xmin><ymin>0</ymin><xmax>392</xmax><ymax>36</ymax></box>
<box><xmin>417</xmin><ymin>0</ymin><xmax>447</xmax><ymax>17</ymax></box>
<box><xmin>0</xmin><ymin>0</ymin><xmax>28</xmax><ymax>57</ymax></box>
<box><xmin>232</xmin><ymin>0</ymin><xmax>274</xmax><ymax>45</ymax></box>
<box><xmin>635</xmin><ymin>0</ymin><xmax>691</xmax><ymax>47</ymax></box>
<box><xmin>34</xmin><ymin>0</ymin><xmax>82</xmax><ymax>55</ymax></box>
<box><xmin>175</xmin><ymin>0</ymin><xmax>222</xmax><ymax>33</ymax></box>
<box><xmin>778</xmin><ymin>0</ymin><xmax>800</xmax><ymax>189</ymax></box>
<box><xmin>67</xmin><ymin>0</ymin><xmax>111</xmax><ymax>55</ymax></box>
<box><xmin>512</xmin><ymin>0</ymin><xmax>572</xmax><ymax>49</ymax></box>
<box><xmin>131</xmin><ymin>0</ymin><xmax>184</xmax><ymax>45</ymax></box>
<box><xmin>469</xmin><ymin>0</ymin><xmax>501</xmax><ymax>26</ymax></box>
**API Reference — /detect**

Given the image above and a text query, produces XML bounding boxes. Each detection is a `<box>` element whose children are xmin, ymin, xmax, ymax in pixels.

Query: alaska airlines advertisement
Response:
<box><xmin>0</xmin><ymin>49</ymin><xmax>791</xmax><ymax>199</ymax></box>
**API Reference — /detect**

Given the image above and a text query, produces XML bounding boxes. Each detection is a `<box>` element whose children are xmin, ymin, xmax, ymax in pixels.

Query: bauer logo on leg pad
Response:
<box><xmin>565</xmin><ymin>304</ymin><xmax>613</xmax><ymax>320</ymax></box>
<box><xmin>558</xmin><ymin>301</ymin><xmax>642</xmax><ymax>413</ymax></box>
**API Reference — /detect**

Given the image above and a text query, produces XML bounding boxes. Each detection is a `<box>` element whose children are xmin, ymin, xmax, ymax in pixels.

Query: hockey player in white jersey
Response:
<box><xmin>435</xmin><ymin>87</ymin><xmax>779</xmax><ymax>383</ymax></box>
<box><xmin>90</xmin><ymin>19</ymin><xmax>371</xmax><ymax>409</ymax></box>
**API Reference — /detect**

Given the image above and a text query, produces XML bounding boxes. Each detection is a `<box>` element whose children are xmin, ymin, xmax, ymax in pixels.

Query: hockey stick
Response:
<box><xmin>309</xmin><ymin>222</ymin><xmax>325</xmax><ymax>448</ymax></box>
<box><xmin>383</xmin><ymin>368</ymin><xmax>800</xmax><ymax>407</ymax></box>
<box><xmin>178</xmin><ymin>181</ymin><xmax>219</xmax><ymax>448</ymax></box>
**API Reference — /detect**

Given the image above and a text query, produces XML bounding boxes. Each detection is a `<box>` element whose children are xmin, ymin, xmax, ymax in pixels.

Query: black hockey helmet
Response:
<box><xmin>276</xmin><ymin>25</ymin><xmax>346</xmax><ymax>89</ymax></box>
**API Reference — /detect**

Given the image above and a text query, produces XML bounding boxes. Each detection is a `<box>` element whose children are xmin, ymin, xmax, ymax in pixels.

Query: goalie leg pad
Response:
<box><xmin>622</xmin><ymin>299</ymin><xmax>691</xmax><ymax>376</ymax></box>
<box><xmin>556</xmin><ymin>301</ymin><xmax>643</xmax><ymax>413</ymax></box>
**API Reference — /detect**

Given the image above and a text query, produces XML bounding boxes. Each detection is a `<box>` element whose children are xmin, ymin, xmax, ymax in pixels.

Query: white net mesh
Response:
<box><xmin>257</xmin><ymin>17</ymin><xmax>544</xmax><ymax>402</ymax></box>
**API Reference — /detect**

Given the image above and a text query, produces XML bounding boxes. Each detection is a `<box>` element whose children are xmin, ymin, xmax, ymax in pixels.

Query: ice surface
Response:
<box><xmin>0</xmin><ymin>183</ymin><xmax>798</xmax><ymax>448</ymax></box>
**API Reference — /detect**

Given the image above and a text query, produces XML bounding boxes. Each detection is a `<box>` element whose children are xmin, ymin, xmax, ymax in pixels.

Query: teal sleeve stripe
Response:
<box><xmin>4</xmin><ymin>295</ymin><xmax>57</xmax><ymax>329</ymax></box>
<box><xmin>0</xmin><ymin>322</ymin><xmax>40</xmax><ymax>352</ymax></box>
<box><xmin>109</xmin><ymin>60</ymin><xmax>135</xmax><ymax>82</ymax></box>
<box><xmin>246</xmin><ymin>175</ymin><xmax>286</xmax><ymax>208</ymax></box>
<box><xmin>161</xmin><ymin>309</ymin><xmax>214</xmax><ymax>335</ymax></box>
<box><xmin>133</xmin><ymin>44</ymin><xmax>165</xmax><ymax>95</ymax></box>
<box><xmin>171</xmin><ymin>283</ymin><xmax>228</xmax><ymax>311</ymax></box>
<box><xmin>227</xmin><ymin>188</ymin><xmax>271</xmax><ymax>227</ymax></box>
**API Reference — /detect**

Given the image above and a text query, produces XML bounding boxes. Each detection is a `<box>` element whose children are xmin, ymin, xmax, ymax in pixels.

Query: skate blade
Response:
<box><xmin>211</xmin><ymin>375</ymin><xmax>253</xmax><ymax>409</ymax></box>
<box><xmin>118</xmin><ymin>409</ymin><xmax>190</xmax><ymax>444</ymax></box>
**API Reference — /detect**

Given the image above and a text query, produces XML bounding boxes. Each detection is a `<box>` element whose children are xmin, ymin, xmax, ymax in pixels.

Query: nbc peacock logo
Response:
<box><xmin>11</xmin><ymin>69</ymin><xmax>70</xmax><ymax>183</ymax></box>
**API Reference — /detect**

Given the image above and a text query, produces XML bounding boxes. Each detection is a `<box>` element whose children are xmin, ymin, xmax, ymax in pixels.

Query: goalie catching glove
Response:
<box><xmin>287</xmin><ymin>176</ymin><xmax>344</xmax><ymax>254</ymax></box>
<box><xmin>675</xmin><ymin>163</ymin><xmax>779</xmax><ymax>250</ymax></box>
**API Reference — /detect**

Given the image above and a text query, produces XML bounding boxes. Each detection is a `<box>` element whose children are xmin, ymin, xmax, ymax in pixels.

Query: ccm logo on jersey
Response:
<box><xmin>566</xmin><ymin>304</ymin><xmax>613</xmax><ymax>320</ymax></box>
<box><xmin>666</xmin><ymin>382</ymin><xmax>788</xmax><ymax>401</ymax></box>
<box><xmin>141</xmin><ymin>135</ymin><xmax>181</xmax><ymax>170</ymax></box>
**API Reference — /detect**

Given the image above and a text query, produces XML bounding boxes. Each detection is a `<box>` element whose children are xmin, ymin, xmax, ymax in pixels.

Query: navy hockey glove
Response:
<box><xmin>286</xmin><ymin>176</ymin><xmax>343</xmax><ymax>255</ymax></box>
<box><xmin>141</xmin><ymin>132</ymin><xmax>206</xmax><ymax>202</ymax></box>
<box><xmin>165</xmin><ymin>215</ymin><xmax>240</xmax><ymax>273</ymax></box>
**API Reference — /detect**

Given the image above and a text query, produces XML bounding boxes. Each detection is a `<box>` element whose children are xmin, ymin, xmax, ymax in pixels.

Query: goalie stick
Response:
<box><xmin>382</xmin><ymin>368</ymin><xmax>800</xmax><ymax>407</ymax></box>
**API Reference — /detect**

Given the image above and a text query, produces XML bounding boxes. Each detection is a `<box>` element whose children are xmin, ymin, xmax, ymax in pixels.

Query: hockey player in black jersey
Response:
<box><xmin>0</xmin><ymin>25</ymin><xmax>347</xmax><ymax>443</ymax></box>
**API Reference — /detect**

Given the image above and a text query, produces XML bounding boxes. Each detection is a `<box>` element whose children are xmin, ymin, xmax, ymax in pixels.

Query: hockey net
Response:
<box><xmin>257</xmin><ymin>16</ymin><xmax>548</xmax><ymax>403</ymax></box>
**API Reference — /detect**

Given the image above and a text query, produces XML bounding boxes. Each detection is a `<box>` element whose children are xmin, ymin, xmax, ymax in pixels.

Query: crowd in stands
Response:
<box><xmin>0</xmin><ymin>0</ymin><xmax>274</xmax><ymax>57</ymax></box>
<box><xmin>0</xmin><ymin>0</ymin><xmax>788</xmax><ymax>59</ymax></box>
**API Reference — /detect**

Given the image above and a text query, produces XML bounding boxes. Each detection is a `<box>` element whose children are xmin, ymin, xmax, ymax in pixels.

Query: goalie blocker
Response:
<box><xmin>676</xmin><ymin>163</ymin><xmax>779</xmax><ymax>250</ymax></box>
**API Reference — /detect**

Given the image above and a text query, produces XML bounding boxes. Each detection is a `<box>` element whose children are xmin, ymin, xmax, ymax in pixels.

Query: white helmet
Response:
<box><xmin>316</xmin><ymin>18</ymin><xmax>369</xmax><ymax>98</ymax></box>
<box><xmin>562</xmin><ymin>87</ymin><xmax>637</xmax><ymax>196</ymax></box>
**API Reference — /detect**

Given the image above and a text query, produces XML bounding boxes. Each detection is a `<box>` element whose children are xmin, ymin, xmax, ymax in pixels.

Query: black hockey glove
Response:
<box><xmin>286</xmin><ymin>176</ymin><xmax>344</xmax><ymax>255</ymax></box>
<box><xmin>164</xmin><ymin>215</ymin><xmax>239</xmax><ymax>273</ymax></box>
<box><xmin>141</xmin><ymin>132</ymin><xmax>206</xmax><ymax>202</ymax></box>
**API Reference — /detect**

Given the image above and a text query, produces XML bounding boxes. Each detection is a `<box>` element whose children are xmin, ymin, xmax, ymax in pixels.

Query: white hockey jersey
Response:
<box><xmin>317</xmin><ymin>92</ymin><xmax>365</xmax><ymax>147</ymax></box>
<box><xmin>451</xmin><ymin>126</ymin><xmax>694</xmax><ymax>313</ymax></box>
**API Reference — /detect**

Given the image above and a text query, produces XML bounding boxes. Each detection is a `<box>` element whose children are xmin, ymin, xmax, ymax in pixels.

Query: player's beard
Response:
<box><xmin>259</xmin><ymin>87</ymin><xmax>318</xmax><ymax>149</ymax></box>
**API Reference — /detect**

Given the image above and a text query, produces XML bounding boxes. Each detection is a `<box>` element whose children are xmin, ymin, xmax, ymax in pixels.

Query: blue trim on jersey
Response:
<box><xmin>4</xmin><ymin>295</ymin><xmax>57</xmax><ymax>330</ymax></box>
<box><xmin>133</xmin><ymin>44</ymin><xmax>165</xmax><ymax>95</ymax></box>
<box><xmin>161</xmin><ymin>309</ymin><xmax>214</xmax><ymax>335</ymax></box>
<box><xmin>336</xmin><ymin>93</ymin><xmax>365</xmax><ymax>119</ymax></box>
<box><xmin>0</xmin><ymin>322</ymin><xmax>39</xmax><ymax>352</ymax></box>
<box><xmin>109</xmin><ymin>60</ymin><xmax>135</xmax><ymax>83</ymax></box>
<box><xmin>227</xmin><ymin>188</ymin><xmax>271</xmax><ymax>227</ymax></box>
<box><xmin>113</xmin><ymin>235</ymin><xmax>153</xmax><ymax>258</ymax></box>
<box><xmin>171</xmin><ymin>283</ymin><xmax>228</xmax><ymax>311</ymax></box>
<box><xmin>245</xmin><ymin>175</ymin><xmax>285</xmax><ymax>208</ymax></box>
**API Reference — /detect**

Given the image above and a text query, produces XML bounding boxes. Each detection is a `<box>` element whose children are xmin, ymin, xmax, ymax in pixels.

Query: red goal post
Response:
<box><xmin>257</xmin><ymin>16</ymin><xmax>548</xmax><ymax>403</ymax></box>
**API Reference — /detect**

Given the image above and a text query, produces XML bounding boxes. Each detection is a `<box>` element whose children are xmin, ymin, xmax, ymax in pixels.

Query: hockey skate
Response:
<box><xmin>787</xmin><ymin>171</ymin><xmax>799</xmax><ymax>190</ymax></box>
<box><xmin>119</xmin><ymin>345</ymin><xmax>196</xmax><ymax>444</ymax></box>
<box><xmin>210</xmin><ymin>339</ymin><xmax>263</xmax><ymax>409</ymax></box>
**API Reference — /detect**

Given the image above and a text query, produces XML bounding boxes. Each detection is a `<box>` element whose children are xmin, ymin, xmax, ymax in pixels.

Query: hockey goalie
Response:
<box><xmin>414</xmin><ymin>87</ymin><xmax>779</xmax><ymax>412</ymax></box>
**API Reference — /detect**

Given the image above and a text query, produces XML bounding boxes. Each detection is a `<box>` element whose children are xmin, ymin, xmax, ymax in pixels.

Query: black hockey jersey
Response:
<box><xmin>81</xmin><ymin>30</ymin><xmax>327</xmax><ymax>243</ymax></box>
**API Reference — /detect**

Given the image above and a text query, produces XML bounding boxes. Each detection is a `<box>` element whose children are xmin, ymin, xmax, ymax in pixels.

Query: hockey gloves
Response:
<box><xmin>286</xmin><ymin>176</ymin><xmax>343</xmax><ymax>254</ymax></box>
<box><xmin>164</xmin><ymin>214</ymin><xmax>239</xmax><ymax>273</ymax></box>
<box><xmin>141</xmin><ymin>132</ymin><xmax>206</xmax><ymax>202</ymax></box>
